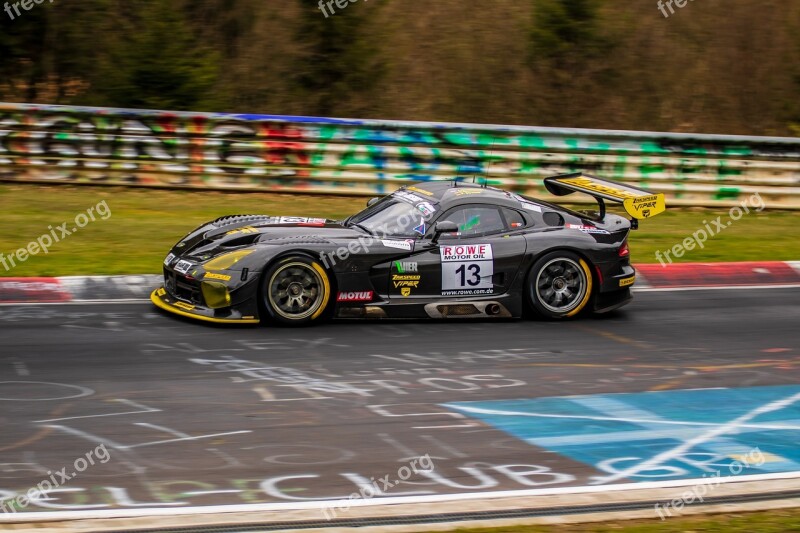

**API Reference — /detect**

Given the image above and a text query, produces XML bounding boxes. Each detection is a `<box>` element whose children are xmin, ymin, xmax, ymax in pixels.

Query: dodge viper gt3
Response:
<box><xmin>151</xmin><ymin>173</ymin><xmax>665</xmax><ymax>325</ymax></box>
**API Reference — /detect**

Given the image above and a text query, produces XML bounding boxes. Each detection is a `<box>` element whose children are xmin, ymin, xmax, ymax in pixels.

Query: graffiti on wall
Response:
<box><xmin>0</xmin><ymin>103</ymin><xmax>798</xmax><ymax>204</ymax></box>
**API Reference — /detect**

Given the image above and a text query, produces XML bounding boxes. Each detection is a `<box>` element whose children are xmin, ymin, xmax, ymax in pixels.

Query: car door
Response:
<box><xmin>388</xmin><ymin>204</ymin><xmax>528</xmax><ymax>300</ymax></box>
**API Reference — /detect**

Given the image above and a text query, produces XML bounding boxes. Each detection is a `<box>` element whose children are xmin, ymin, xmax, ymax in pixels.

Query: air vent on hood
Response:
<box><xmin>212</xmin><ymin>215</ymin><xmax>275</xmax><ymax>228</ymax></box>
<box><xmin>221</xmin><ymin>234</ymin><xmax>262</xmax><ymax>248</ymax></box>
<box><xmin>259</xmin><ymin>235</ymin><xmax>333</xmax><ymax>245</ymax></box>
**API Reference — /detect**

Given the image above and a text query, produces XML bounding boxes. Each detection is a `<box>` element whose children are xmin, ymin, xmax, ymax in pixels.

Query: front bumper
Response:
<box><xmin>150</xmin><ymin>287</ymin><xmax>260</xmax><ymax>324</ymax></box>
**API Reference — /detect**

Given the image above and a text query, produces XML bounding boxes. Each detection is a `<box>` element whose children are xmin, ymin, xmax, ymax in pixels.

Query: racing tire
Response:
<box><xmin>260</xmin><ymin>255</ymin><xmax>332</xmax><ymax>326</ymax></box>
<box><xmin>526</xmin><ymin>251</ymin><xmax>593</xmax><ymax>320</ymax></box>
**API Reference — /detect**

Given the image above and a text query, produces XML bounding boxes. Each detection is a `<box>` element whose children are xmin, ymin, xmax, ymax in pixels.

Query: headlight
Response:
<box><xmin>204</xmin><ymin>250</ymin><xmax>253</xmax><ymax>271</ymax></box>
<box><xmin>201</xmin><ymin>281</ymin><xmax>231</xmax><ymax>309</ymax></box>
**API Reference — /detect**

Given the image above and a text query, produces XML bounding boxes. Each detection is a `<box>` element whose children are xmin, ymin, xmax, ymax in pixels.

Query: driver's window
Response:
<box><xmin>439</xmin><ymin>206</ymin><xmax>506</xmax><ymax>238</ymax></box>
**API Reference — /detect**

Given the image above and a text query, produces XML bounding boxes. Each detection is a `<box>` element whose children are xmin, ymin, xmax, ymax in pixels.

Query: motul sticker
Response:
<box><xmin>337</xmin><ymin>291</ymin><xmax>374</xmax><ymax>302</ymax></box>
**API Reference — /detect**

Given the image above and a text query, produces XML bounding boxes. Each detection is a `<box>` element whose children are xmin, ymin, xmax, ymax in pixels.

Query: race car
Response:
<box><xmin>151</xmin><ymin>173</ymin><xmax>665</xmax><ymax>325</ymax></box>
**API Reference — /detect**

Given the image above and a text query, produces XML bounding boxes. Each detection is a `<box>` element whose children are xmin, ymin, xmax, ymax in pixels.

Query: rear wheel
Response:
<box><xmin>260</xmin><ymin>256</ymin><xmax>331</xmax><ymax>326</ymax></box>
<box><xmin>527</xmin><ymin>251</ymin><xmax>593</xmax><ymax>319</ymax></box>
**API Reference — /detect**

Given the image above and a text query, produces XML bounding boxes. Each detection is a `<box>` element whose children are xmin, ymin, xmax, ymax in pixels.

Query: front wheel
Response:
<box><xmin>527</xmin><ymin>251</ymin><xmax>593</xmax><ymax>319</ymax></box>
<box><xmin>260</xmin><ymin>256</ymin><xmax>331</xmax><ymax>326</ymax></box>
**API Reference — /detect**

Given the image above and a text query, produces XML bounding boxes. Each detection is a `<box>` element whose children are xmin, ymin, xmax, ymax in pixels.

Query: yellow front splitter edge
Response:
<box><xmin>150</xmin><ymin>288</ymin><xmax>260</xmax><ymax>325</ymax></box>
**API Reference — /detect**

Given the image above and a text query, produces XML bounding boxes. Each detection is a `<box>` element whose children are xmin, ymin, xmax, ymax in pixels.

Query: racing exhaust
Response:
<box><xmin>486</xmin><ymin>303</ymin><xmax>502</xmax><ymax>316</ymax></box>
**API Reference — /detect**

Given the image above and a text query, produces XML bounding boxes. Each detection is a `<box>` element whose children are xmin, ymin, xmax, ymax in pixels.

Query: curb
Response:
<box><xmin>636</xmin><ymin>261</ymin><xmax>800</xmax><ymax>289</ymax></box>
<box><xmin>0</xmin><ymin>262</ymin><xmax>799</xmax><ymax>304</ymax></box>
<box><xmin>0</xmin><ymin>275</ymin><xmax>160</xmax><ymax>304</ymax></box>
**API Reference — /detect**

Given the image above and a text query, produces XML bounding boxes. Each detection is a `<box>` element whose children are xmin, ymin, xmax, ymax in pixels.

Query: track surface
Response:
<box><xmin>1</xmin><ymin>287</ymin><xmax>799</xmax><ymax>514</ymax></box>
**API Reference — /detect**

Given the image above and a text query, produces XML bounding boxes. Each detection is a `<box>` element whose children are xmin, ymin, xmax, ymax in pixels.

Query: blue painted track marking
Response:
<box><xmin>445</xmin><ymin>385</ymin><xmax>800</xmax><ymax>483</ymax></box>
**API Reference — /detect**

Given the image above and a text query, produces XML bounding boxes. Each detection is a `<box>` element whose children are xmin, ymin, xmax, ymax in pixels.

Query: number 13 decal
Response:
<box><xmin>455</xmin><ymin>264</ymin><xmax>482</xmax><ymax>286</ymax></box>
<box><xmin>441</xmin><ymin>244</ymin><xmax>494</xmax><ymax>295</ymax></box>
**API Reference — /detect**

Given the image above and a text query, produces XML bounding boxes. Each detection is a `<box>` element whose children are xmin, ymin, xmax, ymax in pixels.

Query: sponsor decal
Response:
<box><xmin>174</xmin><ymin>301</ymin><xmax>195</xmax><ymax>311</ymax></box>
<box><xmin>205</xmin><ymin>272</ymin><xmax>232</xmax><ymax>282</ymax></box>
<box><xmin>417</xmin><ymin>202</ymin><xmax>437</xmax><ymax>217</ymax></box>
<box><xmin>392</xmin><ymin>262</ymin><xmax>421</xmax><ymax>296</ymax></box>
<box><xmin>393</xmin><ymin>191</ymin><xmax>427</xmax><ymax>205</ymax></box>
<box><xmin>414</xmin><ymin>222</ymin><xmax>427</xmax><ymax>235</ymax></box>
<box><xmin>164</xmin><ymin>253</ymin><xmax>176</xmax><ymax>266</ymax></box>
<box><xmin>392</xmin><ymin>275</ymin><xmax>421</xmax><ymax>282</ymax></box>
<box><xmin>623</xmin><ymin>194</ymin><xmax>666</xmax><ymax>219</ymax></box>
<box><xmin>337</xmin><ymin>291</ymin><xmax>374</xmax><ymax>302</ymax></box>
<box><xmin>440</xmin><ymin>244</ymin><xmax>494</xmax><ymax>295</ymax></box>
<box><xmin>559</xmin><ymin>177</ymin><xmax>639</xmax><ymax>200</ymax></box>
<box><xmin>174</xmin><ymin>260</ymin><xmax>193</xmax><ymax>274</ymax></box>
<box><xmin>298</xmin><ymin>217</ymin><xmax>328</xmax><ymax>226</ymax></box>
<box><xmin>567</xmin><ymin>224</ymin><xmax>611</xmax><ymax>235</ymax></box>
<box><xmin>394</xmin><ymin>260</ymin><xmax>418</xmax><ymax>273</ymax></box>
<box><xmin>407</xmin><ymin>186</ymin><xmax>434</xmax><ymax>197</ymax></box>
<box><xmin>619</xmin><ymin>275</ymin><xmax>636</xmax><ymax>287</ymax></box>
<box><xmin>520</xmin><ymin>201</ymin><xmax>542</xmax><ymax>213</ymax></box>
<box><xmin>382</xmin><ymin>239</ymin><xmax>414</xmax><ymax>251</ymax></box>
<box><xmin>226</xmin><ymin>226</ymin><xmax>259</xmax><ymax>235</ymax></box>
<box><xmin>441</xmin><ymin>244</ymin><xmax>493</xmax><ymax>262</ymax></box>
<box><xmin>451</xmin><ymin>188</ymin><xmax>483</xmax><ymax>196</ymax></box>
<box><xmin>442</xmin><ymin>288</ymin><xmax>493</xmax><ymax>296</ymax></box>
<box><xmin>393</xmin><ymin>274</ymin><xmax>421</xmax><ymax>290</ymax></box>
<box><xmin>278</xmin><ymin>216</ymin><xmax>326</xmax><ymax>225</ymax></box>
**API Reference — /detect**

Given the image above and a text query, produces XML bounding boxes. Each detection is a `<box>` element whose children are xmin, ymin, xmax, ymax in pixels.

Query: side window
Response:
<box><xmin>438</xmin><ymin>206</ymin><xmax>507</xmax><ymax>237</ymax></box>
<box><xmin>502</xmin><ymin>208</ymin><xmax>527</xmax><ymax>229</ymax></box>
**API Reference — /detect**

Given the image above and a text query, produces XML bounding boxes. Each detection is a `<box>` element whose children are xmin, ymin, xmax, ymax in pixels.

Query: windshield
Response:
<box><xmin>348</xmin><ymin>196</ymin><xmax>431</xmax><ymax>238</ymax></box>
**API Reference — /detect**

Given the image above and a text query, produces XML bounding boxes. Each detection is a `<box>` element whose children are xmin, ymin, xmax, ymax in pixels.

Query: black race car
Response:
<box><xmin>151</xmin><ymin>173</ymin><xmax>665</xmax><ymax>325</ymax></box>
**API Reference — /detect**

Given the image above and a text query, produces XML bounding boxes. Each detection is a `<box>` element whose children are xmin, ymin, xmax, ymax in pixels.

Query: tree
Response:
<box><xmin>527</xmin><ymin>0</ymin><xmax>618</xmax><ymax>125</ymax></box>
<box><xmin>292</xmin><ymin>0</ymin><xmax>386</xmax><ymax>116</ymax></box>
<box><xmin>88</xmin><ymin>0</ymin><xmax>221</xmax><ymax>111</ymax></box>
<box><xmin>0</xmin><ymin>0</ymin><xmax>111</xmax><ymax>103</ymax></box>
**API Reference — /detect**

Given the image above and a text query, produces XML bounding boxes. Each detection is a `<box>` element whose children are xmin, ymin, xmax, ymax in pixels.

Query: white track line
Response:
<box><xmin>2</xmin><ymin>471</ymin><xmax>800</xmax><ymax>523</ymax></box>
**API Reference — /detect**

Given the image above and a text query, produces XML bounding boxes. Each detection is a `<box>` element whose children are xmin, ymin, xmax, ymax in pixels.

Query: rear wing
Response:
<box><xmin>544</xmin><ymin>172</ymin><xmax>666</xmax><ymax>222</ymax></box>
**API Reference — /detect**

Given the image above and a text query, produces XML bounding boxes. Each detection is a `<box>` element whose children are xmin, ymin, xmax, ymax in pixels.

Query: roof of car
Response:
<box><xmin>399</xmin><ymin>180</ymin><xmax>520</xmax><ymax>205</ymax></box>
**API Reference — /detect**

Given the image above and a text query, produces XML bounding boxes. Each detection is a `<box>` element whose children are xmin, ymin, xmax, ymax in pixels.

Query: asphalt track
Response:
<box><xmin>0</xmin><ymin>286</ymin><xmax>799</xmax><ymax>517</ymax></box>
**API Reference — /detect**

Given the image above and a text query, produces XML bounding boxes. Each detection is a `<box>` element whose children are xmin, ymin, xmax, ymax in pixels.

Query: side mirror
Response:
<box><xmin>367</xmin><ymin>197</ymin><xmax>380</xmax><ymax>208</ymax></box>
<box><xmin>432</xmin><ymin>221</ymin><xmax>458</xmax><ymax>244</ymax></box>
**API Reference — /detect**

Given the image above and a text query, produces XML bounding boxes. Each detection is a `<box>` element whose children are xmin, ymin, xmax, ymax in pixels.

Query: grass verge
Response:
<box><xmin>422</xmin><ymin>508</ymin><xmax>800</xmax><ymax>532</ymax></box>
<box><xmin>0</xmin><ymin>184</ymin><xmax>797</xmax><ymax>276</ymax></box>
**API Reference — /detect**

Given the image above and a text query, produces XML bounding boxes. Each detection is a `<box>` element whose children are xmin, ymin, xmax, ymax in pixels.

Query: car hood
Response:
<box><xmin>170</xmin><ymin>215</ymin><xmax>366</xmax><ymax>260</ymax></box>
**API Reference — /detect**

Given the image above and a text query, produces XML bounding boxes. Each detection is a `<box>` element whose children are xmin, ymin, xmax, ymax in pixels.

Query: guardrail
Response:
<box><xmin>1</xmin><ymin>102</ymin><xmax>799</xmax><ymax>208</ymax></box>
